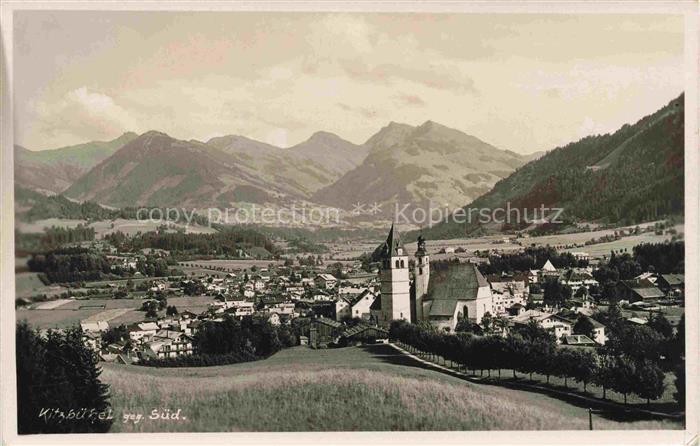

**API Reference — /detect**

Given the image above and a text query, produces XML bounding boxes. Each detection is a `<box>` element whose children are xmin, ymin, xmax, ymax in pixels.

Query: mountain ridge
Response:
<box><xmin>411</xmin><ymin>93</ymin><xmax>685</xmax><ymax>240</ymax></box>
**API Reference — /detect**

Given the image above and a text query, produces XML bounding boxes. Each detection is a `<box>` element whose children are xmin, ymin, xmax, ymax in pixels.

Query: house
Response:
<box><xmin>562</xmin><ymin>334</ymin><xmax>597</xmax><ymax>347</ymax></box>
<box><xmin>315</xmin><ymin>274</ymin><xmax>338</xmax><ymax>290</ymax></box>
<box><xmin>80</xmin><ymin>320</ymin><xmax>109</xmax><ymax>333</ymax></box>
<box><xmin>270</xmin><ymin>302</ymin><xmax>296</xmax><ymax>316</ymax></box>
<box><xmin>528</xmin><ymin>269</ymin><xmax>540</xmax><ymax>284</ymax></box>
<box><xmin>512</xmin><ymin>310</ymin><xmax>574</xmax><ymax>342</ymax></box>
<box><xmin>489</xmin><ymin>276</ymin><xmax>528</xmax><ymax>314</ymax></box>
<box><xmin>657</xmin><ymin>274</ymin><xmax>684</xmax><ymax>297</ymax></box>
<box><xmin>127</xmin><ymin>321</ymin><xmax>159</xmax><ymax>342</ymax></box>
<box><xmin>144</xmin><ymin>330</ymin><xmax>194</xmax><ymax>359</ymax></box>
<box><xmin>571</xmin><ymin>252</ymin><xmax>590</xmax><ymax>262</ymax></box>
<box><xmin>233</xmin><ymin>301</ymin><xmax>255</xmax><ymax>317</ymax></box>
<box><xmin>308</xmin><ymin>317</ymin><xmax>344</xmax><ymax>348</ymax></box>
<box><xmin>82</xmin><ymin>331</ymin><xmax>102</xmax><ymax>352</ymax></box>
<box><xmin>559</xmin><ymin>269</ymin><xmax>598</xmax><ymax>293</ymax></box>
<box><xmin>589</xmin><ymin>318</ymin><xmax>607</xmax><ymax>345</ymax></box>
<box><xmin>335</xmin><ymin>297</ymin><xmax>351</xmax><ymax>321</ymax></box>
<box><xmin>539</xmin><ymin>260</ymin><xmax>559</xmax><ymax>279</ymax></box>
<box><xmin>348</xmin><ymin>290</ymin><xmax>377</xmax><ymax>320</ymax></box>
<box><xmin>616</xmin><ymin>279</ymin><xmax>665</xmax><ymax>303</ymax></box>
<box><xmin>341</xmin><ymin>324</ymin><xmax>389</xmax><ymax>345</ymax></box>
<box><xmin>557</xmin><ymin>314</ymin><xmax>607</xmax><ymax>345</ymax></box>
<box><xmin>634</xmin><ymin>272</ymin><xmax>658</xmax><ymax>284</ymax></box>
<box><xmin>184</xmin><ymin>319</ymin><xmax>202</xmax><ymax>336</ymax></box>
<box><xmin>507</xmin><ymin>303</ymin><xmax>526</xmax><ymax>317</ymax></box>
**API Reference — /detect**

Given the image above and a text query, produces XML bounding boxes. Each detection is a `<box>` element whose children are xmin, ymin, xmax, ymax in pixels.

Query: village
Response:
<box><xmin>47</xmin><ymin>224</ymin><xmax>684</xmax><ymax>367</ymax></box>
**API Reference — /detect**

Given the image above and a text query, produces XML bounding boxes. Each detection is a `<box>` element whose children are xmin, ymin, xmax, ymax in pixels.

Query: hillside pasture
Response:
<box><xmin>101</xmin><ymin>345</ymin><xmax>680</xmax><ymax>432</ymax></box>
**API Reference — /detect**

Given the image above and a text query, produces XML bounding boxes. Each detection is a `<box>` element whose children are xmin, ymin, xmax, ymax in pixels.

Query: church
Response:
<box><xmin>372</xmin><ymin>224</ymin><xmax>493</xmax><ymax>332</ymax></box>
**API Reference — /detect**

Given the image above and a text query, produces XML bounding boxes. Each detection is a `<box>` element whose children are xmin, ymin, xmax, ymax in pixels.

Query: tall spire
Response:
<box><xmin>382</xmin><ymin>222</ymin><xmax>404</xmax><ymax>258</ymax></box>
<box><xmin>415</xmin><ymin>232</ymin><xmax>427</xmax><ymax>256</ymax></box>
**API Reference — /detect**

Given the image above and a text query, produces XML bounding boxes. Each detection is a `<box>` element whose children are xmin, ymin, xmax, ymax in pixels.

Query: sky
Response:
<box><xmin>14</xmin><ymin>12</ymin><xmax>684</xmax><ymax>153</ymax></box>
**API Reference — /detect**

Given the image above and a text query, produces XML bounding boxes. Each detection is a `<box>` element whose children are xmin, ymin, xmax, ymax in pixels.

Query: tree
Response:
<box><xmin>16</xmin><ymin>322</ymin><xmax>112</xmax><ymax>433</ymax></box>
<box><xmin>569</xmin><ymin>349</ymin><xmax>599</xmax><ymax>393</ymax></box>
<box><xmin>543</xmin><ymin>279</ymin><xmax>571</xmax><ymax>307</ymax></box>
<box><xmin>594</xmin><ymin>355</ymin><xmax>617</xmax><ymax>400</ymax></box>
<box><xmin>573</xmin><ymin>315</ymin><xmax>596</xmax><ymax>339</ymax></box>
<box><xmin>101</xmin><ymin>324</ymin><xmax>128</xmax><ymax>345</ymax></box>
<box><xmin>610</xmin><ymin>356</ymin><xmax>637</xmax><ymax>404</ymax></box>
<box><xmin>605</xmin><ymin>325</ymin><xmax>664</xmax><ymax>363</ymax></box>
<box><xmin>166</xmin><ymin>305</ymin><xmax>178</xmax><ymax>316</ymax></box>
<box><xmin>633</xmin><ymin>359</ymin><xmax>666</xmax><ymax>405</ymax></box>
<box><xmin>673</xmin><ymin>361</ymin><xmax>685</xmax><ymax>406</ymax></box>
<box><xmin>480</xmin><ymin>312</ymin><xmax>493</xmax><ymax>333</ymax></box>
<box><xmin>647</xmin><ymin>313</ymin><xmax>674</xmax><ymax>339</ymax></box>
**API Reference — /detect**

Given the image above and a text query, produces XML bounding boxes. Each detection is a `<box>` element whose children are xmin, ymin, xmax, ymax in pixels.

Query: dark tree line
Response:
<box><xmin>20</xmin><ymin>193</ymin><xmax>209</xmax><ymax>226</ymax></box>
<box><xmin>633</xmin><ymin>241</ymin><xmax>684</xmax><ymax>274</ymax></box>
<box><xmin>390</xmin><ymin>319</ymin><xmax>675</xmax><ymax>406</ymax></box>
<box><xmin>479</xmin><ymin>246</ymin><xmax>587</xmax><ymax>275</ymax></box>
<box><xmin>15</xmin><ymin>225</ymin><xmax>96</xmax><ymax>254</ymax></box>
<box><xmin>16</xmin><ymin>322</ymin><xmax>112</xmax><ymax>434</ymax></box>
<box><xmin>104</xmin><ymin>227</ymin><xmax>277</xmax><ymax>257</ymax></box>
<box><xmin>27</xmin><ymin>247</ymin><xmax>178</xmax><ymax>284</ymax></box>
<box><xmin>27</xmin><ymin>247</ymin><xmax>112</xmax><ymax>284</ymax></box>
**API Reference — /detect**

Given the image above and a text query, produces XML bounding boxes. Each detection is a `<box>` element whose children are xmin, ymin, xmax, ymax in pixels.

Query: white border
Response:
<box><xmin>1</xmin><ymin>2</ymin><xmax>698</xmax><ymax>446</ymax></box>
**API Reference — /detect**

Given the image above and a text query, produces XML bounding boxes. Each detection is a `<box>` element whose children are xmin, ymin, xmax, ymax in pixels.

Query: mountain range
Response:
<box><xmin>413</xmin><ymin>93</ymin><xmax>685</xmax><ymax>240</ymax></box>
<box><xmin>14</xmin><ymin>94</ymin><xmax>683</xmax><ymax>232</ymax></box>
<box><xmin>14</xmin><ymin>132</ymin><xmax>138</xmax><ymax>193</ymax></box>
<box><xmin>16</xmin><ymin>121</ymin><xmax>525</xmax><ymax>212</ymax></box>
<box><xmin>312</xmin><ymin>120</ymin><xmax>529</xmax><ymax>215</ymax></box>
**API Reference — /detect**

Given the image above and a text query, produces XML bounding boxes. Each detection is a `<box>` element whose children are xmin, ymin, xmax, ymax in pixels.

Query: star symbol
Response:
<box><xmin>351</xmin><ymin>202</ymin><xmax>366</xmax><ymax>215</ymax></box>
<box><xmin>368</xmin><ymin>202</ymin><xmax>383</xmax><ymax>215</ymax></box>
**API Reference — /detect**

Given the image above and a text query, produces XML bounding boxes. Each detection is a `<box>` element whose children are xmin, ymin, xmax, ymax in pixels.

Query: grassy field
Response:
<box><xmin>101</xmin><ymin>345</ymin><xmax>681</xmax><ymax>432</ymax></box>
<box><xmin>16</xmin><ymin>295</ymin><xmax>216</xmax><ymax>329</ymax></box>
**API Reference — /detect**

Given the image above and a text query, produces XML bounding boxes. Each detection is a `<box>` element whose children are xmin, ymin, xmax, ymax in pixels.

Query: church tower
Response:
<box><xmin>414</xmin><ymin>234</ymin><xmax>430</xmax><ymax>322</ymax></box>
<box><xmin>379</xmin><ymin>223</ymin><xmax>411</xmax><ymax>324</ymax></box>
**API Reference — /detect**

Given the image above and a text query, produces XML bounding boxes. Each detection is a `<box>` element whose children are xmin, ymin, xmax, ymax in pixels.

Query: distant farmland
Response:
<box><xmin>16</xmin><ymin>295</ymin><xmax>216</xmax><ymax>330</ymax></box>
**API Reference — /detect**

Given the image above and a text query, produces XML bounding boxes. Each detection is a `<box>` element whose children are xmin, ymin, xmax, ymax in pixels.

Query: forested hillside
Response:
<box><xmin>415</xmin><ymin>94</ymin><xmax>684</xmax><ymax>240</ymax></box>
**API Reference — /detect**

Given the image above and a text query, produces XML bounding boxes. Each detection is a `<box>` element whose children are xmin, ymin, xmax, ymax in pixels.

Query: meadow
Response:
<box><xmin>101</xmin><ymin>345</ymin><xmax>681</xmax><ymax>432</ymax></box>
<box><xmin>16</xmin><ymin>295</ymin><xmax>217</xmax><ymax>330</ymax></box>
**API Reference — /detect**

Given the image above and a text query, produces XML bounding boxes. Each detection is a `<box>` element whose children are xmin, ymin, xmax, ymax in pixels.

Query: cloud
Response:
<box><xmin>340</xmin><ymin>61</ymin><xmax>475</xmax><ymax>93</ymax></box>
<box><xmin>33</xmin><ymin>87</ymin><xmax>141</xmax><ymax>145</ymax></box>
<box><xmin>397</xmin><ymin>94</ymin><xmax>426</xmax><ymax>107</ymax></box>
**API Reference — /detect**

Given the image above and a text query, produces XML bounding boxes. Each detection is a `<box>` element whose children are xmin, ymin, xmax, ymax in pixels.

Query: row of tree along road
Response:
<box><xmin>389</xmin><ymin>306</ymin><xmax>684</xmax><ymax>409</ymax></box>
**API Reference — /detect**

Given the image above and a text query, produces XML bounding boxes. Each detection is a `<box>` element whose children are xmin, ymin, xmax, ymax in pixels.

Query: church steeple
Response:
<box><xmin>378</xmin><ymin>223</ymin><xmax>410</xmax><ymax>324</ymax></box>
<box><xmin>382</xmin><ymin>222</ymin><xmax>404</xmax><ymax>258</ymax></box>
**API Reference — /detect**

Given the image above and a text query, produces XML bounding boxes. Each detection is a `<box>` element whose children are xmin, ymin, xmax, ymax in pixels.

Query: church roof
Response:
<box><xmin>428</xmin><ymin>300</ymin><xmax>459</xmax><ymax>317</ymax></box>
<box><xmin>542</xmin><ymin>260</ymin><xmax>557</xmax><ymax>272</ymax></box>
<box><xmin>379</xmin><ymin>223</ymin><xmax>404</xmax><ymax>258</ymax></box>
<box><xmin>424</xmin><ymin>262</ymin><xmax>488</xmax><ymax>304</ymax></box>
